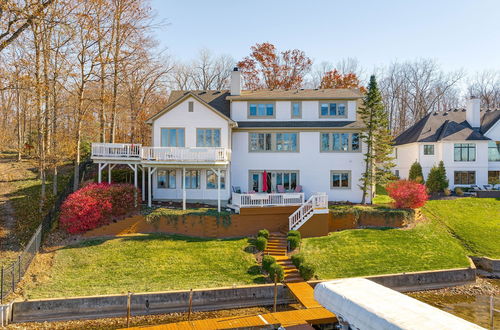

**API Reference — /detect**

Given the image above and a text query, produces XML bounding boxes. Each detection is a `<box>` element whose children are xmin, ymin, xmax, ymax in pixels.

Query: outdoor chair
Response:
<box><xmin>232</xmin><ymin>186</ymin><xmax>241</xmax><ymax>193</ymax></box>
<box><xmin>277</xmin><ymin>185</ymin><xmax>286</xmax><ymax>193</ymax></box>
<box><xmin>483</xmin><ymin>184</ymin><xmax>493</xmax><ymax>190</ymax></box>
<box><xmin>294</xmin><ymin>185</ymin><xmax>303</xmax><ymax>193</ymax></box>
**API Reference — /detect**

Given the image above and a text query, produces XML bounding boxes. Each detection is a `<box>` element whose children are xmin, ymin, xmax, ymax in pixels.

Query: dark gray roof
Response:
<box><xmin>237</xmin><ymin>121</ymin><xmax>364</xmax><ymax>129</ymax></box>
<box><xmin>165</xmin><ymin>90</ymin><xmax>231</xmax><ymax>118</ymax></box>
<box><xmin>394</xmin><ymin>109</ymin><xmax>500</xmax><ymax>145</ymax></box>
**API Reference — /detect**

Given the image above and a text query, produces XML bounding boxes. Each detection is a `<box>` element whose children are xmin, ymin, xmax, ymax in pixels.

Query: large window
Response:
<box><xmin>488</xmin><ymin>171</ymin><xmax>500</xmax><ymax>185</ymax></box>
<box><xmin>319</xmin><ymin>102</ymin><xmax>347</xmax><ymax>117</ymax></box>
<box><xmin>184</xmin><ymin>170</ymin><xmax>200</xmax><ymax>189</ymax></box>
<box><xmin>331</xmin><ymin>170</ymin><xmax>351</xmax><ymax>189</ymax></box>
<box><xmin>249</xmin><ymin>170</ymin><xmax>298</xmax><ymax>192</ymax></box>
<box><xmin>249</xmin><ymin>132</ymin><xmax>298</xmax><ymax>152</ymax></box>
<box><xmin>206</xmin><ymin>170</ymin><xmax>226</xmax><ymax>189</ymax></box>
<box><xmin>248</xmin><ymin>102</ymin><xmax>274</xmax><ymax>118</ymax></box>
<box><xmin>423</xmin><ymin>145</ymin><xmax>435</xmax><ymax>155</ymax></box>
<box><xmin>454</xmin><ymin>143</ymin><xmax>476</xmax><ymax>162</ymax></box>
<box><xmin>488</xmin><ymin>141</ymin><xmax>500</xmax><ymax>162</ymax></box>
<box><xmin>197</xmin><ymin>128</ymin><xmax>221</xmax><ymax>147</ymax></box>
<box><xmin>157</xmin><ymin>170</ymin><xmax>176</xmax><ymax>189</ymax></box>
<box><xmin>161</xmin><ymin>128</ymin><xmax>185</xmax><ymax>147</ymax></box>
<box><xmin>454</xmin><ymin>171</ymin><xmax>475</xmax><ymax>185</ymax></box>
<box><xmin>321</xmin><ymin>132</ymin><xmax>360</xmax><ymax>152</ymax></box>
<box><xmin>291</xmin><ymin>102</ymin><xmax>301</xmax><ymax>118</ymax></box>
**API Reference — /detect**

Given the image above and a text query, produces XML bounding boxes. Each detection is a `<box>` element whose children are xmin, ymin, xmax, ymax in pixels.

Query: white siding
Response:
<box><xmin>231</xmin><ymin>100</ymin><xmax>357</xmax><ymax>122</ymax></box>
<box><xmin>394</xmin><ymin>143</ymin><xmax>419</xmax><ymax>179</ymax></box>
<box><xmin>230</xmin><ymin>131</ymin><xmax>368</xmax><ymax>203</ymax></box>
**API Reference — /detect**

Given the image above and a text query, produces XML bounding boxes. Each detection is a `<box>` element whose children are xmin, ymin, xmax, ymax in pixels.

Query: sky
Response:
<box><xmin>150</xmin><ymin>0</ymin><xmax>500</xmax><ymax>76</ymax></box>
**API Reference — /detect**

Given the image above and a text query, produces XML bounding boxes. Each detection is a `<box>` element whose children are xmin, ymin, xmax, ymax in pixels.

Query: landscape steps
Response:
<box><xmin>264</xmin><ymin>233</ymin><xmax>302</xmax><ymax>282</ymax></box>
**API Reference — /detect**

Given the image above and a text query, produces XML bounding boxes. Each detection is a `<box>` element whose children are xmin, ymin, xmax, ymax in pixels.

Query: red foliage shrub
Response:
<box><xmin>59</xmin><ymin>183</ymin><xmax>139</xmax><ymax>234</ymax></box>
<box><xmin>386</xmin><ymin>180</ymin><xmax>428</xmax><ymax>209</ymax></box>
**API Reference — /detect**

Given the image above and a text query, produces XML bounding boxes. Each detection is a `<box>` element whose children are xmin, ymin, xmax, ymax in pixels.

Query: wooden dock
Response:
<box><xmin>285</xmin><ymin>282</ymin><xmax>322</xmax><ymax>309</ymax></box>
<box><xmin>126</xmin><ymin>307</ymin><xmax>335</xmax><ymax>329</ymax></box>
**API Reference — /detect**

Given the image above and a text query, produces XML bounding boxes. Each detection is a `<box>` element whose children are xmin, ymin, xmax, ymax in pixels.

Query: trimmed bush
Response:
<box><xmin>255</xmin><ymin>236</ymin><xmax>267</xmax><ymax>251</ymax></box>
<box><xmin>59</xmin><ymin>183</ymin><xmax>139</xmax><ymax>234</ymax></box>
<box><xmin>287</xmin><ymin>230</ymin><xmax>301</xmax><ymax>239</ymax></box>
<box><xmin>298</xmin><ymin>262</ymin><xmax>316</xmax><ymax>281</ymax></box>
<box><xmin>291</xmin><ymin>253</ymin><xmax>305</xmax><ymax>268</ymax></box>
<box><xmin>269</xmin><ymin>262</ymin><xmax>284</xmax><ymax>282</ymax></box>
<box><xmin>257</xmin><ymin>229</ymin><xmax>270</xmax><ymax>239</ymax></box>
<box><xmin>426</xmin><ymin>161</ymin><xmax>449</xmax><ymax>194</ymax></box>
<box><xmin>287</xmin><ymin>235</ymin><xmax>301</xmax><ymax>250</ymax></box>
<box><xmin>262</xmin><ymin>255</ymin><xmax>276</xmax><ymax>272</ymax></box>
<box><xmin>455</xmin><ymin>187</ymin><xmax>464</xmax><ymax>196</ymax></box>
<box><xmin>386</xmin><ymin>180</ymin><xmax>428</xmax><ymax>209</ymax></box>
<box><xmin>408</xmin><ymin>161</ymin><xmax>424</xmax><ymax>183</ymax></box>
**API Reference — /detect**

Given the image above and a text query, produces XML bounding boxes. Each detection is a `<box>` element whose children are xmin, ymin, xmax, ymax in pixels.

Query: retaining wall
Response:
<box><xmin>11</xmin><ymin>266</ymin><xmax>476</xmax><ymax>323</ymax></box>
<box><xmin>470</xmin><ymin>256</ymin><xmax>500</xmax><ymax>274</ymax></box>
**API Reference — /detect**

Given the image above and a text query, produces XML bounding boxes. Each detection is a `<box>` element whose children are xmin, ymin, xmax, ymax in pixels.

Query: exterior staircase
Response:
<box><xmin>264</xmin><ymin>233</ymin><xmax>302</xmax><ymax>282</ymax></box>
<box><xmin>288</xmin><ymin>192</ymin><xmax>329</xmax><ymax>231</ymax></box>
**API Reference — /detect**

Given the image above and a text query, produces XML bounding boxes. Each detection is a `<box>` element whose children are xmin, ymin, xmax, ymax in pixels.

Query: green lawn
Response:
<box><xmin>302</xmin><ymin>217</ymin><xmax>471</xmax><ymax>279</ymax></box>
<box><xmin>25</xmin><ymin>234</ymin><xmax>264</xmax><ymax>299</ymax></box>
<box><xmin>422</xmin><ymin>198</ymin><xmax>500</xmax><ymax>258</ymax></box>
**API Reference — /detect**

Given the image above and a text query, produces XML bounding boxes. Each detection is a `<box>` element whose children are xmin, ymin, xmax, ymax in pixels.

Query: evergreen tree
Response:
<box><xmin>408</xmin><ymin>161</ymin><xmax>424</xmax><ymax>183</ymax></box>
<box><xmin>426</xmin><ymin>161</ymin><xmax>449</xmax><ymax>194</ymax></box>
<box><xmin>358</xmin><ymin>75</ymin><xmax>395</xmax><ymax>203</ymax></box>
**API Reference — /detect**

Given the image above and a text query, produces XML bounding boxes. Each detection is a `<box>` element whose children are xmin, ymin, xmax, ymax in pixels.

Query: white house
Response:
<box><xmin>90</xmin><ymin>68</ymin><xmax>368</xmax><ymax>229</ymax></box>
<box><xmin>393</xmin><ymin>98</ymin><xmax>500</xmax><ymax>188</ymax></box>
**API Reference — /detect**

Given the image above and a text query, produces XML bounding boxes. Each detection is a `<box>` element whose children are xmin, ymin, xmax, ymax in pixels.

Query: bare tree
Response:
<box><xmin>468</xmin><ymin>70</ymin><xmax>500</xmax><ymax>109</ymax></box>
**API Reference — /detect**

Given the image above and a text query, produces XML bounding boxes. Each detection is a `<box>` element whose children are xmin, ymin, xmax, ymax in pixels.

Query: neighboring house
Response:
<box><xmin>90</xmin><ymin>68</ymin><xmax>368</xmax><ymax>229</ymax></box>
<box><xmin>393</xmin><ymin>98</ymin><xmax>500</xmax><ymax>188</ymax></box>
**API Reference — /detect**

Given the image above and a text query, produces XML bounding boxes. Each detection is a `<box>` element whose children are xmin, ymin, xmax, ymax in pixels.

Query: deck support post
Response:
<box><xmin>127</xmin><ymin>163</ymin><xmax>139</xmax><ymax>208</ymax></box>
<box><xmin>182</xmin><ymin>167</ymin><xmax>186</xmax><ymax>210</ymax></box>
<box><xmin>147</xmin><ymin>167</ymin><xmax>152</xmax><ymax>207</ymax></box>
<box><xmin>141</xmin><ymin>166</ymin><xmax>145</xmax><ymax>201</ymax></box>
<box><xmin>108</xmin><ymin>164</ymin><xmax>116</xmax><ymax>184</ymax></box>
<box><xmin>217</xmin><ymin>169</ymin><xmax>221</xmax><ymax>212</ymax></box>
<box><xmin>97</xmin><ymin>163</ymin><xmax>103</xmax><ymax>183</ymax></box>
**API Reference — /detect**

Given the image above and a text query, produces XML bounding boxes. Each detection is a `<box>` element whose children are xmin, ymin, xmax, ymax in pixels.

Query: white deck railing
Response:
<box><xmin>140</xmin><ymin>147</ymin><xmax>230</xmax><ymax>162</ymax></box>
<box><xmin>232</xmin><ymin>192</ymin><xmax>305</xmax><ymax>208</ymax></box>
<box><xmin>289</xmin><ymin>193</ymin><xmax>328</xmax><ymax>230</ymax></box>
<box><xmin>91</xmin><ymin>143</ymin><xmax>141</xmax><ymax>158</ymax></box>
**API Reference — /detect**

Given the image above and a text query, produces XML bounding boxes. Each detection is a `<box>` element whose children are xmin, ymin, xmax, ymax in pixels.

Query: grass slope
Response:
<box><xmin>302</xmin><ymin>216</ymin><xmax>471</xmax><ymax>280</ymax></box>
<box><xmin>422</xmin><ymin>198</ymin><xmax>500</xmax><ymax>258</ymax></box>
<box><xmin>25</xmin><ymin>234</ymin><xmax>264</xmax><ymax>299</ymax></box>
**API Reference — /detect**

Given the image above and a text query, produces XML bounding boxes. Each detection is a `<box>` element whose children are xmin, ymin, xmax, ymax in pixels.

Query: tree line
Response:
<box><xmin>1</xmin><ymin>0</ymin><xmax>499</xmax><ymax>206</ymax></box>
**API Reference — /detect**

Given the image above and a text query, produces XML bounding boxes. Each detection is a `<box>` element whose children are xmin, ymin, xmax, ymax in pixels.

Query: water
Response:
<box><xmin>409</xmin><ymin>279</ymin><xmax>500</xmax><ymax>328</ymax></box>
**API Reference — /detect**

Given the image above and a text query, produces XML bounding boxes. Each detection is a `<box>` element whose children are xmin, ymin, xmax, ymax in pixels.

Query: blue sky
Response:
<box><xmin>150</xmin><ymin>0</ymin><xmax>500</xmax><ymax>75</ymax></box>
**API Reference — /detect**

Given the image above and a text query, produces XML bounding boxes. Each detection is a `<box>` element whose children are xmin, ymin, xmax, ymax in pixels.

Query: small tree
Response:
<box><xmin>408</xmin><ymin>161</ymin><xmax>424</xmax><ymax>183</ymax></box>
<box><xmin>386</xmin><ymin>180</ymin><xmax>428</xmax><ymax>209</ymax></box>
<box><xmin>426</xmin><ymin>161</ymin><xmax>449</xmax><ymax>194</ymax></box>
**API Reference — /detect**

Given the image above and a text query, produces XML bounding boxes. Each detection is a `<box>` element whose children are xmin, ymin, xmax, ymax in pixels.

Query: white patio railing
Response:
<box><xmin>91</xmin><ymin>143</ymin><xmax>141</xmax><ymax>159</ymax></box>
<box><xmin>289</xmin><ymin>192</ymin><xmax>328</xmax><ymax>230</ymax></box>
<box><xmin>232</xmin><ymin>192</ymin><xmax>305</xmax><ymax>208</ymax></box>
<box><xmin>140</xmin><ymin>147</ymin><xmax>231</xmax><ymax>162</ymax></box>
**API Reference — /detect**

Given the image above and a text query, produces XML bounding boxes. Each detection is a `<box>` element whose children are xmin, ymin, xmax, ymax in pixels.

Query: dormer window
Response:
<box><xmin>248</xmin><ymin>102</ymin><xmax>275</xmax><ymax>118</ymax></box>
<box><xmin>319</xmin><ymin>102</ymin><xmax>347</xmax><ymax>118</ymax></box>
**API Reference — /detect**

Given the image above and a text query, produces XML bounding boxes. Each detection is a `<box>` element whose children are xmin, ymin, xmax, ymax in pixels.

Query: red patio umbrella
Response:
<box><xmin>262</xmin><ymin>170</ymin><xmax>268</xmax><ymax>193</ymax></box>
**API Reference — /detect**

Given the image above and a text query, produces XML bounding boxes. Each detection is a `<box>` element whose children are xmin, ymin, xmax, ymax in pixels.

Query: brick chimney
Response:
<box><xmin>466</xmin><ymin>97</ymin><xmax>481</xmax><ymax>128</ymax></box>
<box><xmin>230</xmin><ymin>67</ymin><xmax>241</xmax><ymax>96</ymax></box>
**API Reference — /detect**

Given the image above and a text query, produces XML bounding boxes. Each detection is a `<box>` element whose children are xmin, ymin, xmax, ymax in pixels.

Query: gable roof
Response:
<box><xmin>146</xmin><ymin>90</ymin><xmax>234</xmax><ymax>124</ymax></box>
<box><xmin>394</xmin><ymin>108</ymin><xmax>500</xmax><ymax>145</ymax></box>
<box><xmin>226</xmin><ymin>88</ymin><xmax>363</xmax><ymax>100</ymax></box>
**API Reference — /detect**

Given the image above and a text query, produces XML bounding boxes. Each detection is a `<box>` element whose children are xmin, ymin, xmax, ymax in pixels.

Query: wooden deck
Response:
<box><xmin>286</xmin><ymin>282</ymin><xmax>322</xmax><ymax>309</ymax></box>
<box><xmin>126</xmin><ymin>307</ymin><xmax>336</xmax><ymax>329</ymax></box>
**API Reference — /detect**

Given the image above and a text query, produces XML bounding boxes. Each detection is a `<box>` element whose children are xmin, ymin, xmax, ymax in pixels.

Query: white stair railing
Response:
<box><xmin>288</xmin><ymin>193</ymin><xmax>328</xmax><ymax>230</ymax></box>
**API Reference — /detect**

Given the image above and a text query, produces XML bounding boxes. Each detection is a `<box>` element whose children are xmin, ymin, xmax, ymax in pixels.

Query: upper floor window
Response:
<box><xmin>319</xmin><ymin>102</ymin><xmax>347</xmax><ymax>118</ymax></box>
<box><xmin>423</xmin><ymin>145</ymin><xmax>435</xmax><ymax>155</ymax></box>
<box><xmin>291</xmin><ymin>102</ymin><xmax>301</xmax><ymax>118</ymax></box>
<box><xmin>197</xmin><ymin>128</ymin><xmax>221</xmax><ymax>147</ymax></box>
<box><xmin>454</xmin><ymin>143</ymin><xmax>476</xmax><ymax>162</ymax></box>
<box><xmin>249</xmin><ymin>132</ymin><xmax>298</xmax><ymax>152</ymax></box>
<box><xmin>488</xmin><ymin>141</ymin><xmax>500</xmax><ymax>162</ymax></box>
<box><xmin>161</xmin><ymin>128</ymin><xmax>185</xmax><ymax>147</ymax></box>
<box><xmin>321</xmin><ymin>132</ymin><xmax>360</xmax><ymax>152</ymax></box>
<box><xmin>248</xmin><ymin>102</ymin><xmax>275</xmax><ymax>118</ymax></box>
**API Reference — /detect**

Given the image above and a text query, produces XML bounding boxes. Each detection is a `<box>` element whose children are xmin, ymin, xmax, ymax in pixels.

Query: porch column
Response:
<box><xmin>182</xmin><ymin>167</ymin><xmax>186</xmax><ymax>210</ymax></box>
<box><xmin>108</xmin><ymin>164</ymin><xmax>116</xmax><ymax>184</ymax></box>
<box><xmin>141</xmin><ymin>166</ymin><xmax>145</xmax><ymax>201</ymax></box>
<box><xmin>217</xmin><ymin>169</ymin><xmax>221</xmax><ymax>212</ymax></box>
<box><xmin>98</xmin><ymin>163</ymin><xmax>102</xmax><ymax>183</ymax></box>
<box><xmin>148</xmin><ymin>167</ymin><xmax>152</xmax><ymax>207</ymax></box>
